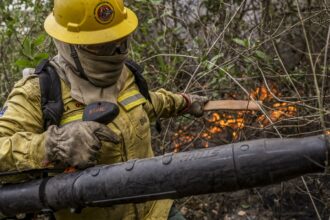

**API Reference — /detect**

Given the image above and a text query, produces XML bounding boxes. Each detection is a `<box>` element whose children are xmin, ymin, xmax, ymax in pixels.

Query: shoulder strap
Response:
<box><xmin>35</xmin><ymin>59</ymin><xmax>64</xmax><ymax>129</ymax></box>
<box><xmin>125</xmin><ymin>60</ymin><xmax>151</xmax><ymax>102</ymax></box>
<box><xmin>125</xmin><ymin>59</ymin><xmax>162</xmax><ymax>132</ymax></box>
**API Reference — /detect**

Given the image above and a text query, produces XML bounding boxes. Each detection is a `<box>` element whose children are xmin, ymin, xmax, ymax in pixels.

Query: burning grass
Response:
<box><xmin>173</xmin><ymin>85</ymin><xmax>298</xmax><ymax>152</ymax></box>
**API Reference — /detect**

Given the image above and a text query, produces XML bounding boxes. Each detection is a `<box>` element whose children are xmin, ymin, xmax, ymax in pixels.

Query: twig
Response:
<box><xmin>295</xmin><ymin>3</ymin><xmax>323</xmax><ymax>220</ymax></box>
<box><xmin>301</xmin><ymin>176</ymin><xmax>322</xmax><ymax>220</ymax></box>
<box><xmin>257</xmin><ymin>63</ymin><xmax>330</xmax><ymax>114</ymax></box>
<box><xmin>139</xmin><ymin>54</ymin><xmax>198</xmax><ymax>64</ymax></box>
<box><xmin>296</xmin><ymin>0</ymin><xmax>326</xmax><ymax>131</ymax></box>
<box><xmin>219</xmin><ymin>10</ymin><xmax>325</xmax><ymax>71</ymax></box>
<box><xmin>321</xmin><ymin>23</ymin><xmax>330</xmax><ymax>117</ymax></box>
<box><xmin>271</xmin><ymin>39</ymin><xmax>302</xmax><ymax>100</ymax></box>
<box><xmin>183</xmin><ymin>0</ymin><xmax>247</xmax><ymax>93</ymax></box>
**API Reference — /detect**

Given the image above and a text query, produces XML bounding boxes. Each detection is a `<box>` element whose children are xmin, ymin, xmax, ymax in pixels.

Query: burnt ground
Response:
<box><xmin>176</xmin><ymin>175</ymin><xmax>330</xmax><ymax>220</ymax></box>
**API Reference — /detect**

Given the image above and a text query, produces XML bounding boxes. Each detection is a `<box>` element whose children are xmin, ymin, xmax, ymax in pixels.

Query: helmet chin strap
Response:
<box><xmin>69</xmin><ymin>45</ymin><xmax>89</xmax><ymax>80</ymax></box>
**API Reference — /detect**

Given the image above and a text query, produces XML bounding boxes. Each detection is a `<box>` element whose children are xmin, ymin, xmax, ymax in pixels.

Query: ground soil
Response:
<box><xmin>176</xmin><ymin>175</ymin><xmax>330</xmax><ymax>220</ymax></box>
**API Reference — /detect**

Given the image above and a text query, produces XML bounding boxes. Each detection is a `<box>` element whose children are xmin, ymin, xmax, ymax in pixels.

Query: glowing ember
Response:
<box><xmin>173</xmin><ymin>84</ymin><xmax>298</xmax><ymax>152</ymax></box>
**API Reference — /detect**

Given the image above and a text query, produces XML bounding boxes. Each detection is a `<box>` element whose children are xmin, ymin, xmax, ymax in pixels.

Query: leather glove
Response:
<box><xmin>181</xmin><ymin>94</ymin><xmax>209</xmax><ymax>117</ymax></box>
<box><xmin>45</xmin><ymin>121</ymin><xmax>120</xmax><ymax>169</ymax></box>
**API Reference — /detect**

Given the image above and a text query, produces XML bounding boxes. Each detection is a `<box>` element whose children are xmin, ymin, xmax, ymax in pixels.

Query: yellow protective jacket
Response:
<box><xmin>0</xmin><ymin>66</ymin><xmax>187</xmax><ymax>220</ymax></box>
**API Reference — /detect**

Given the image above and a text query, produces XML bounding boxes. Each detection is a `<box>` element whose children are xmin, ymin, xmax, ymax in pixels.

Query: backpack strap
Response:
<box><xmin>125</xmin><ymin>59</ymin><xmax>162</xmax><ymax>132</ymax></box>
<box><xmin>125</xmin><ymin>60</ymin><xmax>151</xmax><ymax>102</ymax></box>
<box><xmin>35</xmin><ymin>59</ymin><xmax>64</xmax><ymax>130</ymax></box>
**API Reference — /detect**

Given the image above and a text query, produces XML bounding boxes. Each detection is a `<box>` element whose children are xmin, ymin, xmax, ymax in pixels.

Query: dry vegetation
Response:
<box><xmin>0</xmin><ymin>0</ymin><xmax>329</xmax><ymax>219</ymax></box>
<box><xmin>130</xmin><ymin>1</ymin><xmax>330</xmax><ymax>219</ymax></box>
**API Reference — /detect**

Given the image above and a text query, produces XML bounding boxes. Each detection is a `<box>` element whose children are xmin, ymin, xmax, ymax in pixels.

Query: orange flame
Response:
<box><xmin>173</xmin><ymin>84</ymin><xmax>297</xmax><ymax>152</ymax></box>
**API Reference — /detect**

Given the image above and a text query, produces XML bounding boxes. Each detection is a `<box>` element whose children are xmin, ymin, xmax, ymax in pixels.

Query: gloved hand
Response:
<box><xmin>181</xmin><ymin>94</ymin><xmax>209</xmax><ymax>117</ymax></box>
<box><xmin>45</xmin><ymin>121</ymin><xmax>120</xmax><ymax>169</ymax></box>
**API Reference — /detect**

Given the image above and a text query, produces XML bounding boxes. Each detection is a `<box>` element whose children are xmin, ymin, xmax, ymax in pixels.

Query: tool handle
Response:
<box><xmin>204</xmin><ymin>100</ymin><xmax>262</xmax><ymax>111</ymax></box>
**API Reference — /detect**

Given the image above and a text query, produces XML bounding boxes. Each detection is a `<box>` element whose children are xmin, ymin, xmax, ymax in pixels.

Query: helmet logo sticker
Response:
<box><xmin>94</xmin><ymin>2</ymin><xmax>115</xmax><ymax>24</ymax></box>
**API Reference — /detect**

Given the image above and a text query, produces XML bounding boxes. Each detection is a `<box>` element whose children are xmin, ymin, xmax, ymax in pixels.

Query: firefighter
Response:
<box><xmin>0</xmin><ymin>0</ymin><xmax>208</xmax><ymax>219</ymax></box>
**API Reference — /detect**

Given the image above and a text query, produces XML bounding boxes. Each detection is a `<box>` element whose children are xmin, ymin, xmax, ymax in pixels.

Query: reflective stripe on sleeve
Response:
<box><xmin>118</xmin><ymin>89</ymin><xmax>147</xmax><ymax>111</ymax></box>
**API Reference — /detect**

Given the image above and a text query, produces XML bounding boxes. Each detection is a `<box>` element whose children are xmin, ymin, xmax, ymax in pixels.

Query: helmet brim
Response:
<box><xmin>44</xmin><ymin>8</ymin><xmax>138</xmax><ymax>45</ymax></box>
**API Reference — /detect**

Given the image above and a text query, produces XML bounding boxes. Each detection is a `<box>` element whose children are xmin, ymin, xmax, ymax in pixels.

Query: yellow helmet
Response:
<box><xmin>44</xmin><ymin>0</ymin><xmax>138</xmax><ymax>45</ymax></box>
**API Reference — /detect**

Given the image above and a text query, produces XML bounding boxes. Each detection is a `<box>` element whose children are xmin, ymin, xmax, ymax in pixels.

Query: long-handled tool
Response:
<box><xmin>204</xmin><ymin>100</ymin><xmax>262</xmax><ymax>111</ymax></box>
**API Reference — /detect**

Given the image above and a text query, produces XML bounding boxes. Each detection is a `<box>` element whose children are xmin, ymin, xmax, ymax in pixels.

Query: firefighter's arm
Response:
<box><xmin>143</xmin><ymin>89</ymin><xmax>187</xmax><ymax>119</ymax></box>
<box><xmin>144</xmin><ymin>89</ymin><xmax>209</xmax><ymax>120</ymax></box>
<box><xmin>0</xmin><ymin>76</ymin><xmax>47</xmax><ymax>172</ymax></box>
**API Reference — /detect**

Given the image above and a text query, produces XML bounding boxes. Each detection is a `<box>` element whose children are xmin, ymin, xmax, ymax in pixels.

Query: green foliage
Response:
<box><xmin>15</xmin><ymin>34</ymin><xmax>49</xmax><ymax>68</ymax></box>
<box><xmin>0</xmin><ymin>0</ymin><xmax>52</xmax><ymax>105</ymax></box>
<box><xmin>233</xmin><ymin>38</ymin><xmax>250</xmax><ymax>48</ymax></box>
